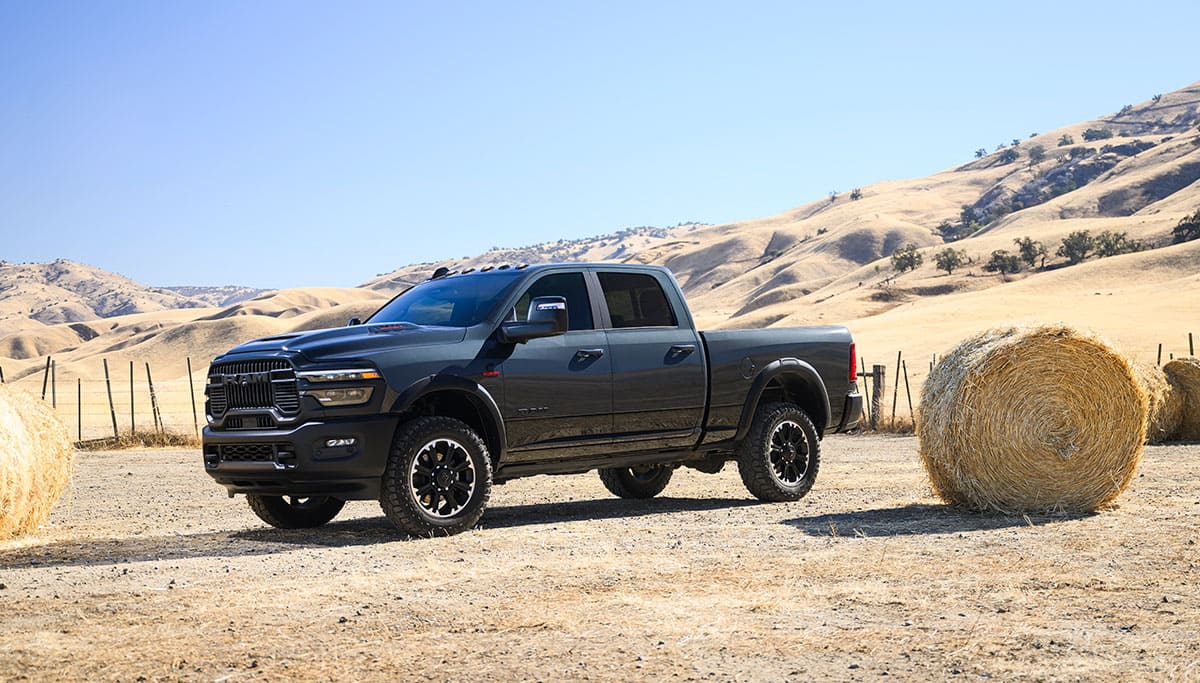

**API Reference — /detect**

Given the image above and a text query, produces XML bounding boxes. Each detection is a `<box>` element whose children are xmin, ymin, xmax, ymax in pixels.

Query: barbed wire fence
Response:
<box><xmin>1</xmin><ymin>356</ymin><xmax>207</xmax><ymax>444</ymax></box>
<box><xmin>0</xmin><ymin>332</ymin><xmax>1194</xmax><ymax>441</ymax></box>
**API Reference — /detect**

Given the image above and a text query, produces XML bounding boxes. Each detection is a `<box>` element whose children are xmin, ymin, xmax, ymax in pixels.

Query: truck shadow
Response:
<box><xmin>782</xmin><ymin>503</ymin><xmax>1093</xmax><ymax>537</ymax></box>
<box><xmin>0</xmin><ymin>497</ymin><xmax>760</xmax><ymax>569</ymax></box>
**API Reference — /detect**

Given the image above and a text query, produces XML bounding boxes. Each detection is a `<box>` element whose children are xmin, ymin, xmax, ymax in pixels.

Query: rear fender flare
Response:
<box><xmin>734</xmin><ymin>358</ymin><xmax>831</xmax><ymax>441</ymax></box>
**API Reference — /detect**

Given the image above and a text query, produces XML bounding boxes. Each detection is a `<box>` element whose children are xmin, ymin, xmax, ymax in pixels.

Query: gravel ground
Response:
<box><xmin>2</xmin><ymin>435</ymin><xmax>1199</xmax><ymax>682</ymax></box>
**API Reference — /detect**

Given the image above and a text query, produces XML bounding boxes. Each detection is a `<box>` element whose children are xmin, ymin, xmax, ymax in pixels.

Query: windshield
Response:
<box><xmin>366</xmin><ymin>271</ymin><xmax>524</xmax><ymax>327</ymax></box>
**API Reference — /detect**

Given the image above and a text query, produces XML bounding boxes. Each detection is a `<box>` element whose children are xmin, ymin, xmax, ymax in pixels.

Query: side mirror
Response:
<box><xmin>499</xmin><ymin>296</ymin><xmax>569</xmax><ymax>343</ymax></box>
<box><xmin>348</xmin><ymin>317</ymin><xmax>362</xmax><ymax>326</ymax></box>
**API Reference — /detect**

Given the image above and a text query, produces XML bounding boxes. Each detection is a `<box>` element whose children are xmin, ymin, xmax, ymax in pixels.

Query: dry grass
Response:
<box><xmin>917</xmin><ymin>325</ymin><xmax>1147</xmax><ymax>513</ymax></box>
<box><xmin>0</xmin><ymin>384</ymin><xmax>75</xmax><ymax>539</ymax></box>
<box><xmin>76</xmin><ymin>429</ymin><xmax>199</xmax><ymax>451</ymax></box>
<box><xmin>1163</xmin><ymin>356</ymin><xmax>1200</xmax><ymax>440</ymax></box>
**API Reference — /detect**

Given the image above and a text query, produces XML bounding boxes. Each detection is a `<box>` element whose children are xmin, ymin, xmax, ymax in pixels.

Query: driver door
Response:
<box><xmin>498</xmin><ymin>271</ymin><xmax>614</xmax><ymax>460</ymax></box>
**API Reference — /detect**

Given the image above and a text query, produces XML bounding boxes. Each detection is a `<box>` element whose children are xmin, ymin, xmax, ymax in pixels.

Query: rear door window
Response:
<box><xmin>597</xmin><ymin>272</ymin><xmax>677</xmax><ymax>328</ymax></box>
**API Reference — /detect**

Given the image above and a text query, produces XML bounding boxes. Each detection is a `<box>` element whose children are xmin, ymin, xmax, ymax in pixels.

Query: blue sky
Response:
<box><xmin>2</xmin><ymin>1</ymin><xmax>1198</xmax><ymax>289</ymax></box>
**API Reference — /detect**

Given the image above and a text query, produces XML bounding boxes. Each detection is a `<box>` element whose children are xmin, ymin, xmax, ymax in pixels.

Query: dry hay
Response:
<box><xmin>918</xmin><ymin>325</ymin><xmax>1146</xmax><ymax>513</ymax></box>
<box><xmin>0</xmin><ymin>384</ymin><xmax>75</xmax><ymax>539</ymax></box>
<box><xmin>1163</xmin><ymin>357</ymin><xmax>1200</xmax><ymax>440</ymax></box>
<box><xmin>1133</xmin><ymin>362</ymin><xmax>1184</xmax><ymax>444</ymax></box>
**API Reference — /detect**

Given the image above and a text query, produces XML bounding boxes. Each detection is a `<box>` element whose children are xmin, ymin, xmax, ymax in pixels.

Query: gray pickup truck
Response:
<box><xmin>202</xmin><ymin>263</ymin><xmax>862</xmax><ymax>536</ymax></box>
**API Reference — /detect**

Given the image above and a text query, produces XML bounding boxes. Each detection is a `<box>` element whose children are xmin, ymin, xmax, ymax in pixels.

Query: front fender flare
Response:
<box><xmin>390</xmin><ymin>375</ymin><xmax>507</xmax><ymax>463</ymax></box>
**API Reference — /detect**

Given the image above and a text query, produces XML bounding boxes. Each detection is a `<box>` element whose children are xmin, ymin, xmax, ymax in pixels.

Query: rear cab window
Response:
<box><xmin>597</xmin><ymin>272</ymin><xmax>677</xmax><ymax>329</ymax></box>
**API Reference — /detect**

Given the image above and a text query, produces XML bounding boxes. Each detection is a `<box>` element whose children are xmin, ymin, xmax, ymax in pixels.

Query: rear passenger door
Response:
<box><xmin>597</xmin><ymin>270</ymin><xmax>706</xmax><ymax>450</ymax></box>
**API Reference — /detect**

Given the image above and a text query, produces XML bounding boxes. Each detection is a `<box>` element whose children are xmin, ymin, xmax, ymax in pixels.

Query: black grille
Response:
<box><xmin>215</xmin><ymin>443</ymin><xmax>292</xmax><ymax>463</ymax></box>
<box><xmin>206</xmin><ymin>359</ymin><xmax>298</xmax><ymax>419</ymax></box>
<box><xmin>223</xmin><ymin>415</ymin><xmax>277</xmax><ymax>430</ymax></box>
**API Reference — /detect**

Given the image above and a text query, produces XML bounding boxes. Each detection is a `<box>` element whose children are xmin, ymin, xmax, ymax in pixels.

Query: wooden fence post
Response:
<box><xmin>77</xmin><ymin>378</ymin><xmax>82</xmax><ymax>442</ymax></box>
<box><xmin>103</xmin><ymin>358</ymin><xmax>119</xmax><ymax>438</ymax></box>
<box><xmin>1157</xmin><ymin>343</ymin><xmax>1163</xmax><ymax>366</ymax></box>
<box><xmin>0</xmin><ymin>365</ymin><xmax>5</xmax><ymax>383</ymax></box>
<box><xmin>902</xmin><ymin>359</ymin><xmax>913</xmax><ymax>423</ymax></box>
<box><xmin>891</xmin><ymin>351</ymin><xmax>902</xmax><ymax>427</ymax></box>
<box><xmin>41</xmin><ymin>356</ymin><xmax>51</xmax><ymax>400</ymax></box>
<box><xmin>1190</xmin><ymin>332</ymin><xmax>1195</xmax><ymax>357</ymax></box>
<box><xmin>50</xmin><ymin>359</ymin><xmax>56</xmax><ymax>409</ymax></box>
<box><xmin>870</xmin><ymin>364</ymin><xmax>885</xmax><ymax>431</ymax></box>
<box><xmin>130</xmin><ymin>360</ymin><xmax>135</xmax><ymax>434</ymax></box>
<box><xmin>187</xmin><ymin>357</ymin><xmax>199</xmax><ymax>438</ymax></box>
<box><xmin>146</xmin><ymin>363</ymin><xmax>163</xmax><ymax>435</ymax></box>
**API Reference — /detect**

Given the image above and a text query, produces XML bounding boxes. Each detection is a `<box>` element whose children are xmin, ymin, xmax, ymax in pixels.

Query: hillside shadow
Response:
<box><xmin>0</xmin><ymin>496</ymin><xmax>759</xmax><ymax>569</ymax></box>
<box><xmin>783</xmin><ymin>503</ymin><xmax>1093</xmax><ymax>537</ymax></box>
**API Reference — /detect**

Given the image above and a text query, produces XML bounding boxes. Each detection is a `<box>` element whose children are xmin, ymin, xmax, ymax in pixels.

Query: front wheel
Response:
<box><xmin>598</xmin><ymin>464</ymin><xmax>673</xmax><ymax>499</ymax></box>
<box><xmin>737</xmin><ymin>402</ymin><xmax>820</xmax><ymax>502</ymax></box>
<box><xmin>246</xmin><ymin>494</ymin><xmax>345</xmax><ymax>529</ymax></box>
<box><xmin>380</xmin><ymin>416</ymin><xmax>492</xmax><ymax>537</ymax></box>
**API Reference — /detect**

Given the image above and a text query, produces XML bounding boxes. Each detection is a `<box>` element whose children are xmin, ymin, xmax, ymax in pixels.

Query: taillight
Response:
<box><xmin>849</xmin><ymin>342</ymin><xmax>858</xmax><ymax>382</ymax></box>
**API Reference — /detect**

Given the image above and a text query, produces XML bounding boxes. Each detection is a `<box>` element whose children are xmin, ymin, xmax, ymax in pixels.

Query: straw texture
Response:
<box><xmin>1133</xmin><ymin>362</ymin><xmax>1184</xmax><ymax>444</ymax></box>
<box><xmin>0</xmin><ymin>384</ymin><xmax>75</xmax><ymax>539</ymax></box>
<box><xmin>1163</xmin><ymin>357</ymin><xmax>1200</xmax><ymax>441</ymax></box>
<box><xmin>918</xmin><ymin>325</ymin><xmax>1147</xmax><ymax>513</ymax></box>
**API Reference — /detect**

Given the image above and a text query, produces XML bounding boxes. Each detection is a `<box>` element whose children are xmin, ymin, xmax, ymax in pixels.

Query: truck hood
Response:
<box><xmin>219</xmin><ymin>323</ymin><xmax>467</xmax><ymax>363</ymax></box>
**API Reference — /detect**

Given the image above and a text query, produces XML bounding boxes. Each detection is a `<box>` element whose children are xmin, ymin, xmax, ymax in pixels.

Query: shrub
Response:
<box><xmin>1173</xmin><ymin>210</ymin><xmax>1200</xmax><ymax>243</ymax></box>
<box><xmin>850</xmin><ymin>188</ymin><xmax>863</xmax><ymax>200</ymax></box>
<box><xmin>1083</xmin><ymin>128</ymin><xmax>1113</xmax><ymax>141</ymax></box>
<box><xmin>1069</xmin><ymin>146</ymin><xmax>1092</xmax><ymax>160</ymax></box>
<box><xmin>1057</xmin><ymin>230</ymin><xmax>1096</xmax><ymax>264</ymax></box>
<box><xmin>975</xmin><ymin>148</ymin><xmax>987</xmax><ymax>158</ymax></box>
<box><xmin>998</xmin><ymin>148</ymin><xmax>1019</xmax><ymax>164</ymax></box>
<box><xmin>1058</xmin><ymin>134</ymin><xmax>1075</xmax><ymax>147</ymax></box>
<box><xmin>982</xmin><ymin>250</ymin><xmax>1022</xmax><ymax>275</ymax></box>
<box><xmin>1013</xmin><ymin>237</ymin><xmax>1048</xmax><ymax>269</ymax></box>
<box><xmin>1152</xmin><ymin>94</ymin><xmax>1163</xmax><ymax>104</ymax></box>
<box><xmin>891</xmin><ymin>243</ymin><xmax>923</xmax><ymax>273</ymax></box>
<box><xmin>934</xmin><ymin>248</ymin><xmax>967</xmax><ymax>275</ymax></box>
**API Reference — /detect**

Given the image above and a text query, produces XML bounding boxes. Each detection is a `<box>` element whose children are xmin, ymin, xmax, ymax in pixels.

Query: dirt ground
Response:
<box><xmin>2</xmin><ymin>435</ymin><xmax>1198</xmax><ymax>682</ymax></box>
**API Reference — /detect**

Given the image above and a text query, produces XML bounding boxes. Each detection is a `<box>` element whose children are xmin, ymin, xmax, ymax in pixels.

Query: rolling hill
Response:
<box><xmin>2</xmin><ymin>80</ymin><xmax>1198</xmax><ymax>424</ymax></box>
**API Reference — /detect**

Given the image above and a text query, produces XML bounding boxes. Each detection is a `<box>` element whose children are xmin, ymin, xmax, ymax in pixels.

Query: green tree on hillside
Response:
<box><xmin>934</xmin><ymin>248</ymin><xmax>967</xmax><ymax>275</ymax></box>
<box><xmin>975</xmin><ymin>148</ymin><xmax>987</xmax><ymax>158</ymax></box>
<box><xmin>1083</xmin><ymin>128</ymin><xmax>1113</xmax><ymax>141</ymax></box>
<box><xmin>1058</xmin><ymin>134</ymin><xmax>1075</xmax><ymax>147</ymax></box>
<box><xmin>1027</xmin><ymin>144</ymin><xmax>1046</xmax><ymax>166</ymax></box>
<box><xmin>1096</xmin><ymin>231</ymin><xmax>1142</xmax><ymax>257</ymax></box>
<box><xmin>890</xmin><ymin>244</ymin><xmax>923</xmax><ymax>273</ymax></box>
<box><xmin>1057</xmin><ymin>230</ymin><xmax>1096</xmax><ymax>264</ymax></box>
<box><xmin>983</xmin><ymin>250</ymin><xmax>1022</xmax><ymax>275</ymax></box>
<box><xmin>1173</xmin><ymin>209</ymin><xmax>1200</xmax><ymax>243</ymax></box>
<box><xmin>850</xmin><ymin>188</ymin><xmax>863</xmax><ymax>200</ymax></box>
<box><xmin>999</xmin><ymin>148</ymin><xmax>1019</xmax><ymax>164</ymax></box>
<box><xmin>1013</xmin><ymin>237</ymin><xmax>1048</xmax><ymax>269</ymax></box>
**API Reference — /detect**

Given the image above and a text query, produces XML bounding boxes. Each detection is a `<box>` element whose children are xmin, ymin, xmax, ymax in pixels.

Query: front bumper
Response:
<box><xmin>202</xmin><ymin>414</ymin><xmax>400</xmax><ymax>500</ymax></box>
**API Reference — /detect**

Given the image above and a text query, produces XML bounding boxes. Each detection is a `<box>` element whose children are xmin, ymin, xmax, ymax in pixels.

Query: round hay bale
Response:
<box><xmin>0</xmin><ymin>384</ymin><xmax>75</xmax><ymax>539</ymax></box>
<box><xmin>918</xmin><ymin>325</ymin><xmax>1147</xmax><ymax>513</ymax></box>
<box><xmin>1163</xmin><ymin>357</ymin><xmax>1200</xmax><ymax>441</ymax></box>
<box><xmin>1133</xmin><ymin>362</ymin><xmax>1184</xmax><ymax>444</ymax></box>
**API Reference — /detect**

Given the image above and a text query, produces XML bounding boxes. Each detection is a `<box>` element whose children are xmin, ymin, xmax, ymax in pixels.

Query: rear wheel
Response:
<box><xmin>380</xmin><ymin>416</ymin><xmax>492</xmax><ymax>537</ymax></box>
<box><xmin>598</xmin><ymin>464</ymin><xmax>673</xmax><ymax>499</ymax></box>
<box><xmin>737</xmin><ymin>402</ymin><xmax>820</xmax><ymax>502</ymax></box>
<box><xmin>246</xmin><ymin>494</ymin><xmax>345</xmax><ymax>529</ymax></box>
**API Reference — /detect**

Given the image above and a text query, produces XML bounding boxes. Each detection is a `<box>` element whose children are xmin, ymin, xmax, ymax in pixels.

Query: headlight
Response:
<box><xmin>303</xmin><ymin>386</ymin><xmax>375</xmax><ymax>406</ymax></box>
<box><xmin>296</xmin><ymin>369</ymin><xmax>382</xmax><ymax>383</ymax></box>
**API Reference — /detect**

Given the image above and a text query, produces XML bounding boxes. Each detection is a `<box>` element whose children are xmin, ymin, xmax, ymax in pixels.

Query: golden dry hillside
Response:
<box><xmin>2</xmin><ymin>81</ymin><xmax>1198</xmax><ymax>432</ymax></box>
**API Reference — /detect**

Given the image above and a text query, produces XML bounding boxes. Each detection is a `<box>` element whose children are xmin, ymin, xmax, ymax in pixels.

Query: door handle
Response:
<box><xmin>669</xmin><ymin>344</ymin><xmax>697</xmax><ymax>356</ymax></box>
<box><xmin>576</xmin><ymin>348</ymin><xmax>605</xmax><ymax>359</ymax></box>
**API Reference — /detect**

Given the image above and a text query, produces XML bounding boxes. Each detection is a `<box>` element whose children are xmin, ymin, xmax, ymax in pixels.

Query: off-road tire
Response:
<box><xmin>380</xmin><ymin>416</ymin><xmax>492</xmax><ymax>537</ymax></box>
<box><xmin>737</xmin><ymin>402</ymin><xmax>820</xmax><ymax>502</ymax></box>
<box><xmin>246</xmin><ymin>494</ymin><xmax>345</xmax><ymax>529</ymax></box>
<box><xmin>598</xmin><ymin>464</ymin><xmax>673</xmax><ymax>499</ymax></box>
